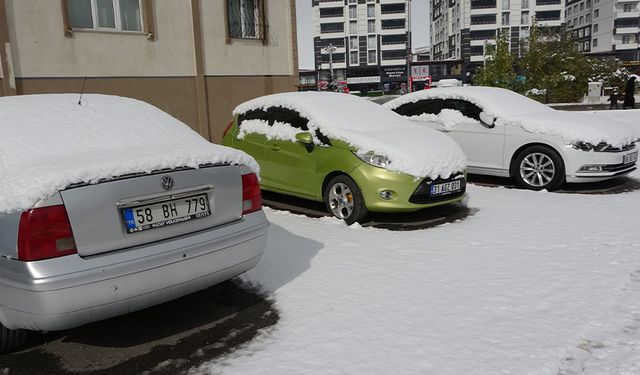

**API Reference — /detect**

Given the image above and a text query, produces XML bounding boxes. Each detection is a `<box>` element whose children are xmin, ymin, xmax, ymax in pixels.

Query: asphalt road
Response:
<box><xmin>0</xmin><ymin>281</ymin><xmax>277</xmax><ymax>375</ymax></box>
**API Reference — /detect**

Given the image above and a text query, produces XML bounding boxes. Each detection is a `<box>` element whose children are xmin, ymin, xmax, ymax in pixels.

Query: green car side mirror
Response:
<box><xmin>295</xmin><ymin>132</ymin><xmax>314</xmax><ymax>145</ymax></box>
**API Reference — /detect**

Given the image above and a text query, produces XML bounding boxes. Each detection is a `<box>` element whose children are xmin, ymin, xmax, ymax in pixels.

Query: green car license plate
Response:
<box><xmin>430</xmin><ymin>180</ymin><xmax>462</xmax><ymax>196</ymax></box>
<box><xmin>123</xmin><ymin>193</ymin><xmax>211</xmax><ymax>234</ymax></box>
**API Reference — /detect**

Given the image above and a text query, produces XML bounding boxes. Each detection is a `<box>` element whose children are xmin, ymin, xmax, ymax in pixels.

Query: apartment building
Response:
<box><xmin>0</xmin><ymin>0</ymin><xmax>298</xmax><ymax>142</ymax></box>
<box><xmin>566</xmin><ymin>0</ymin><xmax>639</xmax><ymax>61</ymax></box>
<box><xmin>312</xmin><ymin>0</ymin><xmax>411</xmax><ymax>93</ymax></box>
<box><xmin>430</xmin><ymin>0</ymin><xmax>565</xmax><ymax>69</ymax></box>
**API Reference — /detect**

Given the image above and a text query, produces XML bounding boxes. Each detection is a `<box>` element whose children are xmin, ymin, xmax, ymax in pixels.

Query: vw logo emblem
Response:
<box><xmin>161</xmin><ymin>176</ymin><xmax>174</xmax><ymax>191</ymax></box>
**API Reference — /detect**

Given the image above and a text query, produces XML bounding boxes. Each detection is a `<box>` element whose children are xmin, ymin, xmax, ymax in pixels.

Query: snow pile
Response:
<box><xmin>193</xmin><ymin>169</ymin><xmax>640</xmax><ymax>375</ymax></box>
<box><xmin>238</xmin><ymin>120</ymin><xmax>302</xmax><ymax>143</ymax></box>
<box><xmin>385</xmin><ymin>87</ymin><xmax>637</xmax><ymax>147</ymax></box>
<box><xmin>0</xmin><ymin>94</ymin><xmax>258</xmax><ymax>213</ymax></box>
<box><xmin>234</xmin><ymin>92</ymin><xmax>467</xmax><ymax>180</ymax></box>
<box><xmin>411</xmin><ymin>108</ymin><xmax>481</xmax><ymax>130</ymax></box>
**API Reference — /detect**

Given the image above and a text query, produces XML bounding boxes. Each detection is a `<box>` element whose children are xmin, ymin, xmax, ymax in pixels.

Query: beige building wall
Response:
<box><xmin>6</xmin><ymin>0</ymin><xmax>195</xmax><ymax>77</ymax></box>
<box><xmin>200</xmin><ymin>1</ymin><xmax>295</xmax><ymax>76</ymax></box>
<box><xmin>1</xmin><ymin>0</ymin><xmax>299</xmax><ymax>143</ymax></box>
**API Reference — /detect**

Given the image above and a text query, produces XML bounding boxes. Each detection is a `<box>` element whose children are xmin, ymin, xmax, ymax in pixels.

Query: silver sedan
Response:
<box><xmin>0</xmin><ymin>94</ymin><xmax>269</xmax><ymax>351</ymax></box>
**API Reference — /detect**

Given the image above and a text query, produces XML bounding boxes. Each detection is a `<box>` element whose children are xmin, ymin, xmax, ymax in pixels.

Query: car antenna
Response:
<box><xmin>78</xmin><ymin>76</ymin><xmax>87</xmax><ymax>105</ymax></box>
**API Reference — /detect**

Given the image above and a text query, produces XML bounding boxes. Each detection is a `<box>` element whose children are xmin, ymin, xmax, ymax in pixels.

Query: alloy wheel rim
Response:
<box><xmin>328</xmin><ymin>182</ymin><xmax>354</xmax><ymax>219</ymax></box>
<box><xmin>520</xmin><ymin>153</ymin><xmax>555</xmax><ymax>188</ymax></box>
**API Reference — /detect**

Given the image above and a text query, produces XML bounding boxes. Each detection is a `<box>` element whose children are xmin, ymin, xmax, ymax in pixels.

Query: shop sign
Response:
<box><xmin>381</xmin><ymin>66</ymin><xmax>407</xmax><ymax>80</ymax></box>
<box><xmin>346</xmin><ymin>76</ymin><xmax>381</xmax><ymax>84</ymax></box>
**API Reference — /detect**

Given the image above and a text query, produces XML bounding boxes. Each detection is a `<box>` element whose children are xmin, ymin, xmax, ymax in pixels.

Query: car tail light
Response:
<box><xmin>241</xmin><ymin>172</ymin><xmax>262</xmax><ymax>215</ymax></box>
<box><xmin>17</xmin><ymin>205</ymin><xmax>77</xmax><ymax>261</ymax></box>
<box><xmin>223</xmin><ymin>120</ymin><xmax>234</xmax><ymax>138</ymax></box>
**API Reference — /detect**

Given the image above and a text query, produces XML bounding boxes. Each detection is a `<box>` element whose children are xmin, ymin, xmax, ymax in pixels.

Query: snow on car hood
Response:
<box><xmin>234</xmin><ymin>92</ymin><xmax>467</xmax><ymax>180</ymax></box>
<box><xmin>385</xmin><ymin>87</ymin><xmax>637</xmax><ymax>147</ymax></box>
<box><xmin>0</xmin><ymin>94</ymin><xmax>259</xmax><ymax>213</ymax></box>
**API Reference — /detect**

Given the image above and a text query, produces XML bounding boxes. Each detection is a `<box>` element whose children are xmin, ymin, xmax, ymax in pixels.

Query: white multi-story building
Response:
<box><xmin>312</xmin><ymin>0</ymin><xmax>411</xmax><ymax>92</ymax></box>
<box><xmin>566</xmin><ymin>0</ymin><xmax>639</xmax><ymax>61</ymax></box>
<box><xmin>430</xmin><ymin>0</ymin><xmax>565</xmax><ymax>66</ymax></box>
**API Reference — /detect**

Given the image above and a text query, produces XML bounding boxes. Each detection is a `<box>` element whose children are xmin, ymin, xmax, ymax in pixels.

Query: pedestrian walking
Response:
<box><xmin>622</xmin><ymin>76</ymin><xmax>636</xmax><ymax>109</ymax></box>
<box><xmin>608</xmin><ymin>91</ymin><xmax>619</xmax><ymax>110</ymax></box>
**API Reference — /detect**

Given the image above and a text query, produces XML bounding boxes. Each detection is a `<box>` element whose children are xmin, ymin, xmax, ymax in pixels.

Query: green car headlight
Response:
<box><xmin>355</xmin><ymin>151</ymin><xmax>390</xmax><ymax>168</ymax></box>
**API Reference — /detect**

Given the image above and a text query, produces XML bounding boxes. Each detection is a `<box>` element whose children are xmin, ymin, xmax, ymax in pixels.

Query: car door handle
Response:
<box><xmin>270</xmin><ymin>145</ymin><xmax>281</xmax><ymax>151</ymax></box>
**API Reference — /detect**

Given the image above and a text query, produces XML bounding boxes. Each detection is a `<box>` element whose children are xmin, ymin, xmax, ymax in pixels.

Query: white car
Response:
<box><xmin>386</xmin><ymin>86</ymin><xmax>639</xmax><ymax>191</ymax></box>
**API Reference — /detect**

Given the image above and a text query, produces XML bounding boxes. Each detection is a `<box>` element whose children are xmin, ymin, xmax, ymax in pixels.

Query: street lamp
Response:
<box><xmin>322</xmin><ymin>43</ymin><xmax>337</xmax><ymax>84</ymax></box>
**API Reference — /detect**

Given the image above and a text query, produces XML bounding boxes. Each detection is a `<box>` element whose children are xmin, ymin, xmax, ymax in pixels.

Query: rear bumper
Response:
<box><xmin>0</xmin><ymin>211</ymin><xmax>268</xmax><ymax>331</ymax></box>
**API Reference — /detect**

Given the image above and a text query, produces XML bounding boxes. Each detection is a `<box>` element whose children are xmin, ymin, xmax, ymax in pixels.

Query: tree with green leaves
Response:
<box><xmin>473</xmin><ymin>30</ymin><xmax>517</xmax><ymax>89</ymax></box>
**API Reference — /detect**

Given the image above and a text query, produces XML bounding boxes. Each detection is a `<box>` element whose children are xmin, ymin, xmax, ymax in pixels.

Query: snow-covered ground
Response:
<box><xmin>190</xmin><ymin>111</ymin><xmax>640</xmax><ymax>375</ymax></box>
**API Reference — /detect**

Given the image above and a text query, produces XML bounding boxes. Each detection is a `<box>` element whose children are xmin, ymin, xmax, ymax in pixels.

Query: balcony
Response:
<box><xmin>317</xmin><ymin>0</ymin><xmax>344</xmax><ymax>8</ymax></box>
<box><xmin>616</xmin><ymin>26</ymin><xmax>640</xmax><ymax>33</ymax></box>
<box><xmin>616</xmin><ymin>42</ymin><xmax>639</xmax><ymax>50</ymax></box>
<box><xmin>616</xmin><ymin>11</ymin><xmax>640</xmax><ymax>19</ymax></box>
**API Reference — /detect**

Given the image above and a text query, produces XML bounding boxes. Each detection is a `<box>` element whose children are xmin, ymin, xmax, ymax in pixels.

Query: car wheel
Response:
<box><xmin>0</xmin><ymin>323</ymin><xmax>27</xmax><ymax>353</ymax></box>
<box><xmin>512</xmin><ymin>146</ymin><xmax>565</xmax><ymax>191</ymax></box>
<box><xmin>324</xmin><ymin>175</ymin><xmax>368</xmax><ymax>225</ymax></box>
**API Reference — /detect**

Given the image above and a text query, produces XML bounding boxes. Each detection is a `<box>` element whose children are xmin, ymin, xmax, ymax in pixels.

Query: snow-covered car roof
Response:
<box><xmin>0</xmin><ymin>94</ymin><xmax>258</xmax><ymax>214</ymax></box>
<box><xmin>234</xmin><ymin>92</ymin><xmax>467</xmax><ymax>180</ymax></box>
<box><xmin>385</xmin><ymin>86</ymin><xmax>638</xmax><ymax>147</ymax></box>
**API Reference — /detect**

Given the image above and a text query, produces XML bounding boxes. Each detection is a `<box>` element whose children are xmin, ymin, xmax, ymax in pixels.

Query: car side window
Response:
<box><xmin>444</xmin><ymin>99</ymin><xmax>482</xmax><ymax>122</ymax></box>
<box><xmin>395</xmin><ymin>99</ymin><xmax>444</xmax><ymax>117</ymax></box>
<box><xmin>238</xmin><ymin>109</ymin><xmax>272</xmax><ymax>127</ymax></box>
<box><xmin>273</xmin><ymin>108</ymin><xmax>309</xmax><ymax>131</ymax></box>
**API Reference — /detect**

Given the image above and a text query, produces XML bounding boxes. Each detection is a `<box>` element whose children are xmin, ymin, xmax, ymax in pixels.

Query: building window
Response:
<box><xmin>227</xmin><ymin>0</ymin><xmax>264</xmax><ymax>39</ymax></box>
<box><xmin>522</xmin><ymin>0</ymin><xmax>529</xmax><ymax>8</ymax></box>
<box><xmin>579</xmin><ymin>16</ymin><xmax>584</xmax><ymax>24</ymax></box>
<box><xmin>580</xmin><ymin>2</ymin><xmax>584</xmax><ymax>10</ymax></box>
<box><xmin>502</xmin><ymin>12</ymin><xmax>510</xmax><ymax>24</ymax></box>
<box><xmin>586</xmin><ymin>14</ymin><xmax>591</xmax><ymax>22</ymax></box>
<box><xmin>521</xmin><ymin>11</ymin><xmax>529</xmax><ymax>24</ymax></box>
<box><xmin>593</xmin><ymin>38</ymin><xmax>597</xmax><ymax>46</ymax></box>
<box><xmin>567</xmin><ymin>19</ymin><xmax>572</xmax><ymax>27</ymax></box>
<box><xmin>578</xmin><ymin>29</ymin><xmax>584</xmax><ymax>37</ymax></box>
<box><xmin>568</xmin><ymin>7</ymin><xmax>572</xmax><ymax>15</ymax></box>
<box><xmin>594</xmin><ymin>9</ymin><xmax>599</xmax><ymax>18</ymax></box>
<box><xmin>593</xmin><ymin>23</ymin><xmax>598</xmax><ymax>32</ymax></box>
<box><xmin>368</xmin><ymin>35</ymin><xmax>377</xmax><ymax>49</ymax></box>
<box><xmin>367</xmin><ymin>4</ymin><xmax>375</xmax><ymax>18</ymax></box>
<box><xmin>368</xmin><ymin>50</ymin><xmax>377</xmax><ymax>63</ymax></box>
<box><xmin>502</xmin><ymin>0</ymin><xmax>510</xmax><ymax>10</ymax></box>
<box><xmin>350</xmin><ymin>51</ymin><xmax>359</xmax><ymax>65</ymax></box>
<box><xmin>67</xmin><ymin>0</ymin><xmax>142</xmax><ymax>31</ymax></box>
<box><xmin>350</xmin><ymin>21</ymin><xmax>358</xmax><ymax>34</ymax></box>
<box><xmin>622</xmin><ymin>35</ymin><xmax>632</xmax><ymax>44</ymax></box>
<box><xmin>585</xmin><ymin>27</ymin><xmax>590</xmax><ymax>36</ymax></box>
<box><xmin>349</xmin><ymin>5</ymin><xmax>357</xmax><ymax>19</ymax></box>
<box><xmin>368</xmin><ymin>19</ymin><xmax>376</xmax><ymax>33</ymax></box>
<box><xmin>350</xmin><ymin>36</ymin><xmax>358</xmax><ymax>49</ymax></box>
<box><xmin>584</xmin><ymin>41</ymin><xmax>590</xmax><ymax>50</ymax></box>
<box><xmin>623</xmin><ymin>4</ymin><xmax>633</xmax><ymax>12</ymax></box>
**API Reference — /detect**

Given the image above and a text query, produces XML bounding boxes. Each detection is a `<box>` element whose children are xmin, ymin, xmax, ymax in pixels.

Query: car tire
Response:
<box><xmin>512</xmin><ymin>145</ymin><xmax>565</xmax><ymax>191</ymax></box>
<box><xmin>324</xmin><ymin>175</ymin><xmax>368</xmax><ymax>225</ymax></box>
<box><xmin>0</xmin><ymin>323</ymin><xmax>27</xmax><ymax>353</ymax></box>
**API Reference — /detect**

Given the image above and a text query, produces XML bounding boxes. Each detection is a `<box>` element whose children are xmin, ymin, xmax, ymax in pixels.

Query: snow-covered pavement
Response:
<box><xmin>190</xmin><ymin>110</ymin><xmax>640</xmax><ymax>375</ymax></box>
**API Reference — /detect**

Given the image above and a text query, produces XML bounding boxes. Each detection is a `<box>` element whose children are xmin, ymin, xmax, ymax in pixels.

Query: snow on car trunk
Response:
<box><xmin>0</xmin><ymin>94</ymin><xmax>258</xmax><ymax>214</ymax></box>
<box><xmin>385</xmin><ymin>87</ymin><xmax>638</xmax><ymax>147</ymax></box>
<box><xmin>234</xmin><ymin>92</ymin><xmax>467</xmax><ymax>180</ymax></box>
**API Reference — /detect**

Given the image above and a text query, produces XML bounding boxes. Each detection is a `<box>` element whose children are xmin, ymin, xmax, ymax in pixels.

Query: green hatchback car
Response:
<box><xmin>223</xmin><ymin>92</ymin><xmax>468</xmax><ymax>224</ymax></box>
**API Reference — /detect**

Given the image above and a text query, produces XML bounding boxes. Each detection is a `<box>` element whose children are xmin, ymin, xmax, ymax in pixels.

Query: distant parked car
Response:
<box><xmin>386</xmin><ymin>86</ymin><xmax>638</xmax><ymax>191</ymax></box>
<box><xmin>223</xmin><ymin>92</ymin><xmax>468</xmax><ymax>224</ymax></box>
<box><xmin>0</xmin><ymin>94</ymin><xmax>268</xmax><ymax>352</ymax></box>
